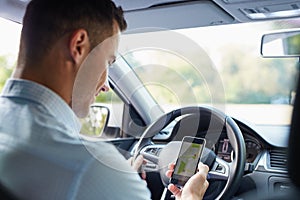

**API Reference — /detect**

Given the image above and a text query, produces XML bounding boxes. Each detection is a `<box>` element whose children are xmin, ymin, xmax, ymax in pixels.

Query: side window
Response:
<box><xmin>96</xmin><ymin>91</ymin><xmax>124</xmax><ymax>138</ymax></box>
<box><xmin>0</xmin><ymin>18</ymin><xmax>21</xmax><ymax>92</ymax></box>
<box><xmin>79</xmin><ymin>90</ymin><xmax>124</xmax><ymax>139</ymax></box>
<box><xmin>0</xmin><ymin>56</ymin><xmax>14</xmax><ymax>92</ymax></box>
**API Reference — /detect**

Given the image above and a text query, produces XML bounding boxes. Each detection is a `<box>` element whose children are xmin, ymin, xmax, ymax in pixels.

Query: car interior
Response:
<box><xmin>1</xmin><ymin>0</ymin><xmax>300</xmax><ymax>200</ymax></box>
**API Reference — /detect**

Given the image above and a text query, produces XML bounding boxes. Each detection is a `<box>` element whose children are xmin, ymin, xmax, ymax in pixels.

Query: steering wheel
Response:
<box><xmin>133</xmin><ymin>106</ymin><xmax>246</xmax><ymax>200</ymax></box>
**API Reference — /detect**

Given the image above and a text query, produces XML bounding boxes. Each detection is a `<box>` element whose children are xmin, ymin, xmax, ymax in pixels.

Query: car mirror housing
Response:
<box><xmin>261</xmin><ymin>28</ymin><xmax>300</xmax><ymax>58</ymax></box>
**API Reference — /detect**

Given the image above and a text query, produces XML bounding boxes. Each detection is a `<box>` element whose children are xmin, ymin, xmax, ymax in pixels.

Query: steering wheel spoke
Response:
<box><xmin>140</xmin><ymin>144</ymin><xmax>164</xmax><ymax>164</ymax></box>
<box><xmin>208</xmin><ymin>157</ymin><xmax>230</xmax><ymax>181</ymax></box>
<box><xmin>139</xmin><ymin>144</ymin><xmax>165</xmax><ymax>172</ymax></box>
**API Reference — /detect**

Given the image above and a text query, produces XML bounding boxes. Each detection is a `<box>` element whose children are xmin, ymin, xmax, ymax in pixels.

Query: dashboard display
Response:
<box><xmin>217</xmin><ymin>138</ymin><xmax>233</xmax><ymax>162</ymax></box>
<box><xmin>217</xmin><ymin>136</ymin><xmax>262</xmax><ymax>163</ymax></box>
<box><xmin>245</xmin><ymin>139</ymin><xmax>262</xmax><ymax>163</ymax></box>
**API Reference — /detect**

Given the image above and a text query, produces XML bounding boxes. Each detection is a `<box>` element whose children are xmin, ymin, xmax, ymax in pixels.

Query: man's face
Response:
<box><xmin>72</xmin><ymin>28</ymin><xmax>120</xmax><ymax>118</ymax></box>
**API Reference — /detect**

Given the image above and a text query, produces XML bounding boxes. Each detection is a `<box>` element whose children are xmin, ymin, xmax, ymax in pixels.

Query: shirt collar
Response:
<box><xmin>1</xmin><ymin>78</ymin><xmax>82</xmax><ymax>133</ymax></box>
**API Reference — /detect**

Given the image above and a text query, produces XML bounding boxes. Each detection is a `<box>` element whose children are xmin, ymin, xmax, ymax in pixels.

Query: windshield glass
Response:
<box><xmin>0</xmin><ymin>17</ymin><xmax>298</xmax><ymax>126</ymax></box>
<box><xmin>120</xmin><ymin>19</ymin><xmax>299</xmax><ymax>126</ymax></box>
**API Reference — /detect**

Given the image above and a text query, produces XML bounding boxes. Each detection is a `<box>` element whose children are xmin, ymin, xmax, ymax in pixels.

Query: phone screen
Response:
<box><xmin>170</xmin><ymin>136</ymin><xmax>206</xmax><ymax>187</ymax></box>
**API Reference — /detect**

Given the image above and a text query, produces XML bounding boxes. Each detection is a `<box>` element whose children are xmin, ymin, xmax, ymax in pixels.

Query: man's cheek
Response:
<box><xmin>72</xmin><ymin>63</ymin><xmax>104</xmax><ymax>117</ymax></box>
<box><xmin>99</xmin><ymin>70</ymin><xmax>108</xmax><ymax>86</ymax></box>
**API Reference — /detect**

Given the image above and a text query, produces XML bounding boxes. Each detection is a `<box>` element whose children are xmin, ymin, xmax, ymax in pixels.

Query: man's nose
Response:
<box><xmin>101</xmin><ymin>79</ymin><xmax>110</xmax><ymax>92</ymax></box>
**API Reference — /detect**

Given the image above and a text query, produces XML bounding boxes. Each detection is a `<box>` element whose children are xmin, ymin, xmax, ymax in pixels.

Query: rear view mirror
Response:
<box><xmin>79</xmin><ymin>104</ymin><xmax>110</xmax><ymax>138</ymax></box>
<box><xmin>261</xmin><ymin>28</ymin><xmax>300</xmax><ymax>58</ymax></box>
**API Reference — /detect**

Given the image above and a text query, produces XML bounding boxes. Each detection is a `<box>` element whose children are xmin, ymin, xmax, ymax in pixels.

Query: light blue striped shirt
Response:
<box><xmin>0</xmin><ymin>79</ymin><xmax>151</xmax><ymax>200</ymax></box>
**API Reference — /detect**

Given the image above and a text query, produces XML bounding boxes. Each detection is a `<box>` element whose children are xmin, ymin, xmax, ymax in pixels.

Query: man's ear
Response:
<box><xmin>69</xmin><ymin>29</ymin><xmax>90</xmax><ymax>65</ymax></box>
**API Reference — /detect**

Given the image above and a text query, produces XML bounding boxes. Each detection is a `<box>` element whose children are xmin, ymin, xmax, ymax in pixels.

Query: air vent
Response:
<box><xmin>269</xmin><ymin>148</ymin><xmax>288</xmax><ymax>170</ymax></box>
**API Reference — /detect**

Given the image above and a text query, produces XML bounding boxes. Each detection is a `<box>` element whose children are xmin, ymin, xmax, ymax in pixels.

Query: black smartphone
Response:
<box><xmin>170</xmin><ymin>136</ymin><xmax>206</xmax><ymax>187</ymax></box>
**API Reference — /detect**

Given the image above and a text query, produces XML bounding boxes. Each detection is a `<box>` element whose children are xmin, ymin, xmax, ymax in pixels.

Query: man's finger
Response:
<box><xmin>168</xmin><ymin>162</ymin><xmax>175</xmax><ymax>170</ymax></box>
<box><xmin>132</xmin><ymin>155</ymin><xmax>144</xmax><ymax>171</ymax></box>
<box><xmin>140</xmin><ymin>171</ymin><xmax>146</xmax><ymax>180</ymax></box>
<box><xmin>197</xmin><ymin>162</ymin><xmax>209</xmax><ymax>175</ymax></box>
<box><xmin>165</xmin><ymin>169</ymin><xmax>173</xmax><ymax>178</ymax></box>
<box><xmin>168</xmin><ymin>184</ymin><xmax>181</xmax><ymax>198</ymax></box>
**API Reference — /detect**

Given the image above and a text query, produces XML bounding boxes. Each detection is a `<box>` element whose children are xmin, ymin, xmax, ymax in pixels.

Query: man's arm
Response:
<box><xmin>76</xmin><ymin>142</ymin><xmax>151</xmax><ymax>200</ymax></box>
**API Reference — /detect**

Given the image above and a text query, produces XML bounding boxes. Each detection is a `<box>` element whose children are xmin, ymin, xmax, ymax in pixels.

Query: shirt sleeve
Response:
<box><xmin>74</xmin><ymin>141</ymin><xmax>152</xmax><ymax>200</ymax></box>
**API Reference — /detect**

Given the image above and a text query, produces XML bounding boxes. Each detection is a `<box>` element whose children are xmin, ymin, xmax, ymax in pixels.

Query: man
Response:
<box><xmin>0</xmin><ymin>0</ymin><xmax>209</xmax><ymax>199</ymax></box>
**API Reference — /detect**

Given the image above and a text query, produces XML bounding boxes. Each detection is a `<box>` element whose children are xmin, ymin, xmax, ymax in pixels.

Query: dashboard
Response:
<box><xmin>216</xmin><ymin>130</ymin><xmax>263</xmax><ymax>163</ymax></box>
<box><xmin>146</xmin><ymin>114</ymin><xmax>291</xmax><ymax>198</ymax></box>
<box><xmin>153</xmin><ymin>116</ymin><xmax>271</xmax><ymax>166</ymax></box>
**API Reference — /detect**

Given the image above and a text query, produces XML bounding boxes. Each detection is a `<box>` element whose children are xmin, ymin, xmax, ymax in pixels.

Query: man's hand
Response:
<box><xmin>128</xmin><ymin>154</ymin><xmax>147</xmax><ymax>180</ymax></box>
<box><xmin>166</xmin><ymin>162</ymin><xmax>209</xmax><ymax>200</ymax></box>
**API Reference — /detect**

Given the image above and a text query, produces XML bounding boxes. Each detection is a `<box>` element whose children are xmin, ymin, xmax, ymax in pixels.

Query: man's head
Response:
<box><xmin>16</xmin><ymin>0</ymin><xmax>127</xmax><ymax>117</ymax></box>
<box><xmin>20</xmin><ymin>0</ymin><xmax>126</xmax><ymax>65</ymax></box>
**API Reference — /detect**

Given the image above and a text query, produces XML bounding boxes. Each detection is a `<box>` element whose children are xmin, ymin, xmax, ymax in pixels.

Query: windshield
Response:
<box><xmin>120</xmin><ymin>19</ymin><xmax>299</xmax><ymax>126</ymax></box>
<box><xmin>0</xmin><ymin>17</ymin><xmax>298</xmax><ymax>126</ymax></box>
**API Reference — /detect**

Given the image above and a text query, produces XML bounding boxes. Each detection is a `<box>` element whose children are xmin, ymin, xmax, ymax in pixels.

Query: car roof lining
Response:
<box><xmin>1</xmin><ymin>0</ymin><xmax>300</xmax><ymax>30</ymax></box>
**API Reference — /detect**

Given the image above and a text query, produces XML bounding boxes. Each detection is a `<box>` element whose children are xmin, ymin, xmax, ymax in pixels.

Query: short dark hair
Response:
<box><xmin>20</xmin><ymin>0</ymin><xmax>127</xmax><ymax>64</ymax></box>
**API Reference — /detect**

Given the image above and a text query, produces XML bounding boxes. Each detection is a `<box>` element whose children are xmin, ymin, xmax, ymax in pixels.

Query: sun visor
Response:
<box><xmin>0</xmin><ymin>0</ymin><xmax>28</xmax><ymax>24</ymax></box>
<box><xmin>121</xmin><ymin>0</ymin><xmax>235</xmax><ymax>32</ymax></box>
<box><xmin>113</xmin><ymin>0</ymin><xmax>191</xmax><ymax>11</ymax></box>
